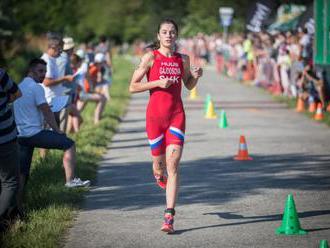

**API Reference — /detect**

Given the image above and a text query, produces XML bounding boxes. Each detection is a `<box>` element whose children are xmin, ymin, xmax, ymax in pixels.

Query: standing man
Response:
<box><xmin>0</xmin><ymin>69</ymin><xmax>21</xmax><ymax>232</ymax></box>
<box><xmin>41</xmin><ymin>35</ymin><xmax>74</xmax><ymax>123</ymax></box>
<box><xmin>39</xmin><ymin>34</ymin><xmax>74</xmax><ymax>156</ymax></box>
<box><xmin>56</xmin><ymin>36</ymin><xmax>82</xmax><ymax>133</ymax></box>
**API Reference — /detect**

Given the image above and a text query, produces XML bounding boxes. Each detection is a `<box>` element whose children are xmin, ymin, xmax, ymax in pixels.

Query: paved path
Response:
<box><xmin>64</xmin><ymin>67</ymin><xmax>330</xmax><ymax>248</ymax></box>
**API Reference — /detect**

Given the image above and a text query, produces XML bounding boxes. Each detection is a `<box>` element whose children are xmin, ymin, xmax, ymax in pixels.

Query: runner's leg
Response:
<box><xmin>165</xmin><ymin>144</ymin><xmax>182</xmax><ymax>209</ymax></box>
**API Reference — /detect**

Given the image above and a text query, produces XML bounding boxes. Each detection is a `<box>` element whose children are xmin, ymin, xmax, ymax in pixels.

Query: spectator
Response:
<box><xmin>300</xmin><ymin>28</ymin><xmax>312</xmax><ymax>60</ymax></box>
<box><xmin>90</xmin><ymin>53</ymin><xmax>111</xmax><ymax>101</ymax></box>
<box><xmin>71</xmin><ymin>54</ymin><xmax>107</xmax><ymax>125</ymax></box>
<box><xmin>277</xmin><ymin>48</ymin><xmax>292</xmax><ymax>96</ymax></box>
<box><xmin>95</xmin><ymin>35</ymin><xmax>112</xmax><ymax>101</ymax></box>
<box><xmin>95</xmin><ymin>35</ymin><xmax>112</xmax><ymax>67</ymax></box>
<box><xmin>299</xmin><ymin>61</ymin><xmax>326</xmax><ymax>108</ymax></box>
<box><xmin>13</xmin><ymin>59</ymin><xmax>90</xmax><ymax>211</ymax></box>
<box><xmin>0</xmin><ymin>69</ymin><xmax>21</xmax><ymax>232</ymax></box>
<box><xmin>86</xmin><ymin>42</ymin><xmax>95</xmax><ymax>65</ymax></box>
<box><xmin>56</xmin><ymin>37</ymin><xmax>83</xmax><ymax>133</ymax></box>
<box><xmin>41</xmin><ymin>35</ymin><xmax>74</xmax><ymax>124</ymax></box>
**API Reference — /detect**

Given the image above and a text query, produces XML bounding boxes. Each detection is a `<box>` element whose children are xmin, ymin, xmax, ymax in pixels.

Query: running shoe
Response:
<box><xmin>154</xmin><ymin>174</ymin><xmax>167</xmax><ymax>189</ymax></box>
<box><xmin>161</xmin><ymin>213</ymin><xmax>174</xmax><ymax>234</ymax></box>
<box><xmin>65</xmin><ymin>177</ymin><xmax>91</xmax><ymax>188</ymax></box>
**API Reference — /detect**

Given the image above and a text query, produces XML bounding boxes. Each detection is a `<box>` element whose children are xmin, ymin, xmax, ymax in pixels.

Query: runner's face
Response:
<box><xmin>158</xmin><ymin>23</ymin><xmax>177</xmax><ymax>49</ymax></box>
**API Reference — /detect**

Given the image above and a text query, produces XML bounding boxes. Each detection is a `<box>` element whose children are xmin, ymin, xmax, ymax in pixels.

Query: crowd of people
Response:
<box><xmin>167</xmin><ymin>29</ymin><xmax>329</xmax><ymax>112</ymax></box>
<box><xmin>0</xmin><ymin>33</ymin><xmax>113</xmax><ymax>233</ymax></box>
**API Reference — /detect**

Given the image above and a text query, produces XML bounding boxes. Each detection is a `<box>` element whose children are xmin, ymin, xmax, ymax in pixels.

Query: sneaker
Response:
<box><xmin>154</xmin><ymin>174</ymin><xmax>167</xmax><ymax>190</ymax></box>
<box><xmin>65</xmin><ymin>177</ymin><xmax>91</xmax><ymax>188</ymax></box>
<box><xmin>161</xmin><ymin>213</ymin><xmax>174</xmax><ymax>234</ymax></box>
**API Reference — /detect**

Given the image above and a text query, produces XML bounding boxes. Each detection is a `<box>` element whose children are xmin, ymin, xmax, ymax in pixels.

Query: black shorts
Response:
<box><xmin>18</xmin><ymin>130</ymin><xmax>74</xmax><ymax>176</ymax></box>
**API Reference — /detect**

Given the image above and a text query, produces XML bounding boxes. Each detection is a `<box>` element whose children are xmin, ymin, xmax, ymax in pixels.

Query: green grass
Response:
<box><xmin>1</xmin><ymin>56</ymin><xmax>132</xmax><ymax>248</ymax></box>
<box><xmin>273</xmin><ymin>95</ymin><xmax>330</xmax><ymax>127</ymax></box>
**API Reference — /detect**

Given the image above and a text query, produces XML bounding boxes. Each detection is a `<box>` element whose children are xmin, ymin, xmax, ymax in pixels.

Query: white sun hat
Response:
<box><xmin>63</xmin><ymin>37</ymin><xmax>75</xmax><ymax>50</ymax></box>
<box><xmin>94</xmin><ymin>53</ymin><xmax>105</xmax><ymax>63</ymax></box>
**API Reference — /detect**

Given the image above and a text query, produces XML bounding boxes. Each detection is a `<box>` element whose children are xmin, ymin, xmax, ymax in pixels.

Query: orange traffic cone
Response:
<box><xmin>314</xmin><ymin>103</ymin><xmax>324</xmax><ymax>121</ymax></box>
<box><xmin>308</xmin><ymin>101</ymin><xmax>317</xmax><ymax>113</ymax></box>
<box><xmin>234</xmin><ymin>135</ymin><xmax>253</xmax><ymax>161</ymax></box>
<box><xmin>295</xmin><ymin>97</ymin><xmax>305</xmax><ymax>112</ymax></box>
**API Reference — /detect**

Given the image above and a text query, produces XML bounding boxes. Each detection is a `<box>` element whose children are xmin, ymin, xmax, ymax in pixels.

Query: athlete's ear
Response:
<box><xmin>157</xmin><ymin>33</ymin><xmax>160</xmax><ymax>41</ymax></box>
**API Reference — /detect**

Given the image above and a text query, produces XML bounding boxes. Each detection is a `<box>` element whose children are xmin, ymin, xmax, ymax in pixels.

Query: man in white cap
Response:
<box><xmin>57</xmin><ymin>37</ymin><xmax>75</xmax><ymax>80</ymax></box>
<box><xmin>56</xmin><ymin>37</ymin><xmax>82</xmax><ymax>132</ymax></box>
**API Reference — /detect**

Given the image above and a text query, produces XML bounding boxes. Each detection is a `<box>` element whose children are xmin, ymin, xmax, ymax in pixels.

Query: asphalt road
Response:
<box><xmin>64</xmin><ymin>66</ymin><xmax>330</xmax><ymax>248</ymax></box>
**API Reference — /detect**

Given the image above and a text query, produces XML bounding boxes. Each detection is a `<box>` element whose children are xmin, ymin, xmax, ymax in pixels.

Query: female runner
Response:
<box><xmin>129</xmin><ymin>19</ymin><xmax>203</xmax><ymax>233</ymax></box>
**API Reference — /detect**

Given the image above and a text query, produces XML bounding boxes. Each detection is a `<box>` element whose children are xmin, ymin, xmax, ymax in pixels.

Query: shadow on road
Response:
<box><xmin>84</xmin><ymin>153</ymin><xmax>330</xmax><ymax>212</ymax></box>
<box><xmin>171</xmin><ymin>210</ymin><xmax>330</xmax><ymax>235</ymax></box>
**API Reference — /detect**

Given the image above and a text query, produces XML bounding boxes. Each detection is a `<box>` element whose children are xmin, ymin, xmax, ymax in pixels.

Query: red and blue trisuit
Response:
<box><xmin>146</xmin><ymin>50</ymin><xmax>185</xmax><ymax>156</ymax></box>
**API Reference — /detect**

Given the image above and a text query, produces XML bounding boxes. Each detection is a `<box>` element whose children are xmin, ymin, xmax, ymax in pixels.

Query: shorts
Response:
<box><xmin>146</xmin><ymin>111</ymin><xmax>185</xmax><ymax>156</ymax></box>
<box><xmin>18</xmin><ymin>130</ymin><xmax>74</xmax><ymax>176</ymax></box>
<box><xmin>79</xmin><ymin>91</ymin><xmax>94</xmax><ymax>101</ymax></box>
<box><xmin>94</xmin><ymin>79</ymin><xmax>112</xmax><ymax>88</ymax></box>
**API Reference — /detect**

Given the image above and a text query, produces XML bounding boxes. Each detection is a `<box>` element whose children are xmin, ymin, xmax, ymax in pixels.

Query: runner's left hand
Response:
<box><xmin>191</xmin><ymin>67</ymin><xmax>203</xmax><ymax>79</ymax></box>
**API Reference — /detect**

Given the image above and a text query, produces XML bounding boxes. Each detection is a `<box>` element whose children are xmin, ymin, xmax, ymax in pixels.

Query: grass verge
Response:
<box><xmin>1</xmin><ymin>55</ymin><xmax>132</xmax><ymax>248</ymax></box>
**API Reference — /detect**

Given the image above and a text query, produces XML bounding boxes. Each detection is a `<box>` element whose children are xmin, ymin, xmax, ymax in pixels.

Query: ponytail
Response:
<box><xmin>152</xmin><ymin>40</ymin><xmax>160</xmax><ymax>50</ymax></box>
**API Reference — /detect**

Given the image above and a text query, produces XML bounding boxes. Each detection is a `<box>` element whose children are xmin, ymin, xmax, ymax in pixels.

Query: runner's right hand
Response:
<box><xmin>158</xmin><ymin>78</ymin><xmax>175</xmax><ymax>88</ymax></box>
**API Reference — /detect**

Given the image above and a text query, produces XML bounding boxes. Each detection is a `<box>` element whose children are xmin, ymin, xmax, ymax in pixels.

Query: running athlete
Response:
<box><xmin>129</xmin><ymin>19</ymin><xmax>203</xmax><ymax>233</ymax></box>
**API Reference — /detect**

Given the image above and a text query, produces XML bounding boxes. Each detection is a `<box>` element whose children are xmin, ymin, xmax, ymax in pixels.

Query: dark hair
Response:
<box><xmin>28</xmin><ymin>58</ymin><xmax>47</xmax><ymax>69</ymax></box>
<box><xmin>99</xmin><ymin>35</ymin><xmax>107</xmax><ymax>43</ymax></box>
<box><xmin>157</xmin><ymin>18</ymin><xmax>178</xmax><ymax>34</ymax></box>
<box><xmin>70</xmin><ymin>53</ymin><xmax>82</xmax><ymax>66</ymax></box>
<box><xmin>153</xmin><ymin>18</ymin><xmax>179</xmax><ymax>50</ymax></box>
<box><xmin>47</xmin><ymin>36</ymin><xmax>62</xmax><ymax>49</ymax></box>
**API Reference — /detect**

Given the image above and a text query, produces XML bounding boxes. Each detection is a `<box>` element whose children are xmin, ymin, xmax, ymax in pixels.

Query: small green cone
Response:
<box><xmin>320</xmin><ymin>240</ymin><xmax>329</xmax><ymax>248</ymax></box>
<box><xmin>275</xmin><ymin>194</ymin><xmax>307</xmax><ymax>235</ymax></box>
<box><xmin>218</xmin><ymin>110</ymin><xmax>228</xmax><ymax>128</ymax></box>
<box><xmin>204</xmin><ymin>94</ymin><xmax>211</xmax><ymax>114</ymax></box>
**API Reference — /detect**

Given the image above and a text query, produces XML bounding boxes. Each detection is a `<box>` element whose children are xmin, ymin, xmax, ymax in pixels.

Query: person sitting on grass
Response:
<box><xmin>297</xmin><ymin>60</ymin><xmax>327</xmax><ymax>109</ymax></box>
<box><xmin>13</xmin><ymin>58</ymin><xmax>91</xmax><ymax>211</ymax></box>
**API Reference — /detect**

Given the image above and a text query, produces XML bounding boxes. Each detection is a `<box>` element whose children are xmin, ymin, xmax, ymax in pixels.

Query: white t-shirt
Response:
<box><xmin>73</xmin><ymin>62</ymin><xmax>88</xmax><ymax>90</ymax></box>
<box><xmin>41</xmin><ymin>53</ymin><xmax>65</xmax><ymax>103</ymax></box>
<box><xmin>14</xmin><ymin>77</ymin><xmax>47</xmax><ymax>137</ymax></box>
<box><xmin>299</xmin><ymin>34</ymin><xmax>310</xmax><ymax>47</ymax></box>
<box><xmin>56</xmin><ymin>52</ymin><xmax>69</xmax><ymax>78</ymax></box>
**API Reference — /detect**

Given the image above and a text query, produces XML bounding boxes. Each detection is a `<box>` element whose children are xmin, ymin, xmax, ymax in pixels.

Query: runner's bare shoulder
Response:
<box><xmin>137</xmin><ymin>51</ymin><xmax>155</xmax><ymax>70</ymax></box>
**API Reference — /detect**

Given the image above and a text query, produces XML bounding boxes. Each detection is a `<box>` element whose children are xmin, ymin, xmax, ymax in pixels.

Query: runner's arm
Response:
<box><xmin>129</xmin><ymin>52</ymin><xmax>172</xmax><ymax>93</ymax></box>
<box><xmin>182</xmin><ymin>55</ymin><xmax>203</xmax><ymax>90</ymax></box>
